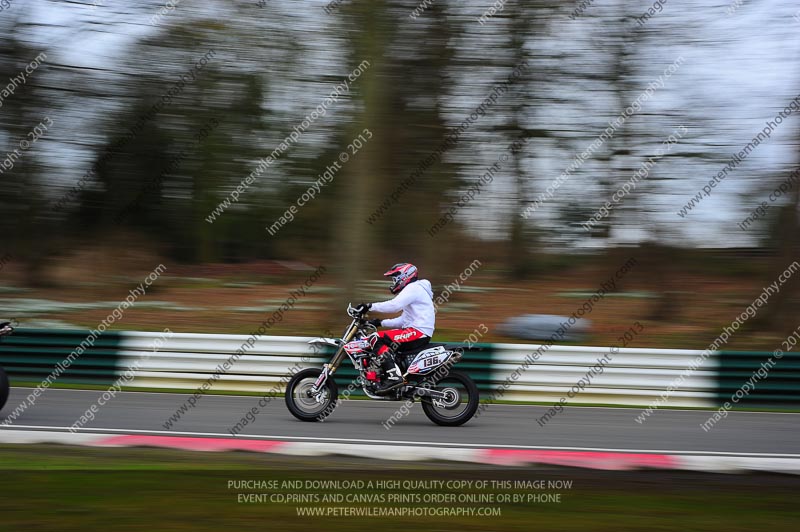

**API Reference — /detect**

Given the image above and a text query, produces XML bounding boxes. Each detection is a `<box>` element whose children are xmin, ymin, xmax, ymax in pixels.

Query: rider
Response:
<box><xmin>356</xmin><ymin>263</ymin><xmax>434</xmax><ymax>394</ymax></box>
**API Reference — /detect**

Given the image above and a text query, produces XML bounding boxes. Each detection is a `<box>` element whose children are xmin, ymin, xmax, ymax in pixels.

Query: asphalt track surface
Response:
<box><xmin>2</xmin><ymin>387</ymin><xmax>799</xmax><ymax>456</ymax></box>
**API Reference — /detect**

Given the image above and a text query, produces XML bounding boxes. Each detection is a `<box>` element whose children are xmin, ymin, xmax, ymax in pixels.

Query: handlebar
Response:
<box><xmin>346</xmin><ymin>303</ymin><xmax>368</xmax><ymax>319</ymax></box>
<box><xmin>346</xmin><ymin>304</ymin><xmax>379</xmax><ymax>335</ymax></box>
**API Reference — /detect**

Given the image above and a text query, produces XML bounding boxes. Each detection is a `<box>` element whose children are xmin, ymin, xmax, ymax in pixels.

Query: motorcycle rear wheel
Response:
<box><xmin>421</xmin><ymin>370</ymin><xmax>479</xmax><ymax>427</ymax></box>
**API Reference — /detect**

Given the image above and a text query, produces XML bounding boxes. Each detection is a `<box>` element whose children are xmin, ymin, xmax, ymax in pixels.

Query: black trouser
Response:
<box><xmin>375</xmin><ymin>334</ymin><xmax>430</xmax><ymax>372</ymax></box>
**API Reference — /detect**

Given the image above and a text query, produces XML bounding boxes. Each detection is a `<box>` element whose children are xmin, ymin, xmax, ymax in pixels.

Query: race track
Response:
<box><xmin>2</xmin><ymin>387</ymin><xmax>799</xmax><ymax>456</ymax></box>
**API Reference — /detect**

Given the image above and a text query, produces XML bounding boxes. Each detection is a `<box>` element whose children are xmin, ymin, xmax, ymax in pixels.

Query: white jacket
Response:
<box><xmin>371</xmin><ymin>279</ymin><xmax>435</xmax><ymax>336</ymax></box>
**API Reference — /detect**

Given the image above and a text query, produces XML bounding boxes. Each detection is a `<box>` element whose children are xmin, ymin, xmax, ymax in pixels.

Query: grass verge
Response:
<box><xmin>0</xmin><ymin>444</ymin><xmax>798</xmax><ymax>531</ymax></box>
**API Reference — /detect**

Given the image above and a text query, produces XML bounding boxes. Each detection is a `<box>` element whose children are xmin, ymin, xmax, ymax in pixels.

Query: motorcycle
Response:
<box><xmin>0</xmin><ymin>321</ymin><xmax>13</xmax><ymax>412</ymax></box>
<box><xmin>285</xmin><ymin>304</ymin><xmax>479</xmax><ymax>426</ymax></box>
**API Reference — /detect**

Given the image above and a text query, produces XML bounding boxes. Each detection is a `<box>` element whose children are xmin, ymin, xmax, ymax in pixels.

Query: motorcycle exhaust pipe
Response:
<box><xmin>412</xmin><ymin>387</ymin><xmax>447</xmax><ymax>400</ymax></box>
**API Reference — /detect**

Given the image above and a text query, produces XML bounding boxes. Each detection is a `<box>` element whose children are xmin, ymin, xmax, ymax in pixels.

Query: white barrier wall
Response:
<box><xmin>491</xmin><ymin>344</ymin><xmax>717</xmax><ymax>407</ymax></box>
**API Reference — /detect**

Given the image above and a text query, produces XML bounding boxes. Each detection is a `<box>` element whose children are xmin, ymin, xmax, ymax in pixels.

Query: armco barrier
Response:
<box><xmin>116</xmin><ymin>331</ymin><xmax>324</xmax><ymax>392</ymax></box>
<box><xmin>0</xmin><ymin>330</ymin><xmax>494</xmax><ymax>397</ymax></box>
<box><xmin>0</xmin><ymin>329</ymin><xmax>124</xmax><ymax>386</ymax></box>
<box><xmin>716</xmin><ymin>350</ymin><xmax>800</xmax><ymax>406</ymax></box>
<box><xmin>491</xmin><ymin>344</ymin><xmax>719</xmax><ymax>408</ymax></box>
<box><xmin>1</xmin><ymin>330</ymin><xmax>797</xmax><ymax>408</ymax></box>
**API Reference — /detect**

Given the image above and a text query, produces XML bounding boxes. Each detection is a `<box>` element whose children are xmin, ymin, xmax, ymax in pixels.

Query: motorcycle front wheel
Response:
<box><xmin>285</xmin><ymin>368</ymin><xmax>338</xmax><ymax>422</ymax></box>
<box><xmin>421</xmin><ymin>370</ymin><xmax>479</xmax><ymax>427</ymax></box>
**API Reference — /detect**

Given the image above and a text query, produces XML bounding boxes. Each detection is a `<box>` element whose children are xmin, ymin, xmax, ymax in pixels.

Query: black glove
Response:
<box><xmin>354</xmin><ymin>303</ymin><xmax>371</xmax><ymax>314</ymax></box>
<box><xmin>368</xmin><ymin>318</ymin><xmax>382</xmax><ymax>328</ymax></box>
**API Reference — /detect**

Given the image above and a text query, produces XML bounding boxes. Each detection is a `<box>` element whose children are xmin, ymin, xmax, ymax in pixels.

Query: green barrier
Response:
<box><xmin>716</xmin><ymin>350</ymin><xmax>800</xmax><ymax>406</ymax></box>
<box><xmin>0</xmin><ymin>328</ymin><xmax>123</xmax><ymax>386</ymax></box>
<box><xmin>451</xmin><ymin>344</ymin><xmax>494</xmax><ymax>392</ymax></box>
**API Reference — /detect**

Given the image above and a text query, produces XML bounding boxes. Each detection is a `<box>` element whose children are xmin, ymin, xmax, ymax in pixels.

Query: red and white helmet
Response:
<box><xmin>383</xmin><ymin>263</ymin><xmax>418</xmax><ymax>294</ymax></box>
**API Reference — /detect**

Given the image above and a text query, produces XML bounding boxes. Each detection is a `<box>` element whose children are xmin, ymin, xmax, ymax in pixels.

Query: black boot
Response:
<box><xmin>374</xmin><ymin>354</ymin><xmax>405</xmax><ymax>395</ymax></box>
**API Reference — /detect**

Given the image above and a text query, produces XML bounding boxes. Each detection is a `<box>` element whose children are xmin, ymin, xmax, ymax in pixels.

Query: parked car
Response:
<box><xmin>496</xmin><ymin>314</ymin><xmax>591</xmax><ymax>342</ymax></box>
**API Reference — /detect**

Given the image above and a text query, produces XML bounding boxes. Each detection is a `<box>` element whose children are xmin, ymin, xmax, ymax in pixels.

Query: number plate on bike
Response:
<box><xmin>408</xmin><ymin>346</ymin><xmax>450</xmax><ymax>374</ymax></box>
<box><xmin>344</xmin><ymin>338</ymin><xmax>371</xmax><ymax>355</ymax></box>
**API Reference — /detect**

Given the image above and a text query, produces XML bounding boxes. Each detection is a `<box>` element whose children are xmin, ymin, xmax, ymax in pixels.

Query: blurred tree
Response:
<box><xmin>504</xmin><ymin>0</ymin><xmax>541</xmax><ymax>279</ymax></box>
<box><xmin>388</xmin><ymin>1</ymin><xmax>461</xmax><ymax>282</ymax></box>
<box><xmin>333</xmin><ymin>0</ymin><xmax>394</xmax><ymax>304</ymax></box>
<box><xmin>0</xmin><ymin>0</ymin><xmax>797</xmax><ymax>310</ymax></box>
<box><xmin>71</xmin><ymin>18</ymin><xmax>275</xmax><ymax>263</ymax></box>
<box><xmin>759</xmin><ymin>132</ymin><xmax>800</xmax><ymax>333</ymax></box>
<box><xmin>0</xmin><ymin>18</ymin><xmax>57</xmax><ymax>286</ymax></box>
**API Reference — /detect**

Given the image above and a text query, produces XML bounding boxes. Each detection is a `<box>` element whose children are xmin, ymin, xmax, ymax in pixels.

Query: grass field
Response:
<box><xmin>1</xmin><ymin>444</ymin><xmax>799</xmax><ymax>531</ymax></box>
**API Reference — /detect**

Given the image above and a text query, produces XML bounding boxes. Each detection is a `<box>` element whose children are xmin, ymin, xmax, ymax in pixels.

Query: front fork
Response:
<box><xmin>311</xmin><ymin>365</ymin><xmax>332</xmax><ymax>394</ymax></box>
<box><xmin>310</xmin><ymin>321</ymin><xmax>359</xmax><ymax>394</ymax></box>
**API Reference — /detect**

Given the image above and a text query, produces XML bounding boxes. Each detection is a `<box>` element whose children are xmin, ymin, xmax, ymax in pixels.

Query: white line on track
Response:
<box><xmin>2</xmin><ymin>424</ymin><xmax>799</xmax><ymax>459</ymax></box>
